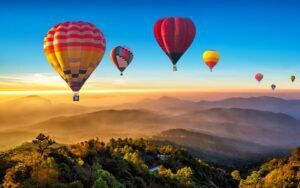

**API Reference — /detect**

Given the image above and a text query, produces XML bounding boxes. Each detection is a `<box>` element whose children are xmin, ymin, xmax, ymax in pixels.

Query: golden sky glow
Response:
<box><xmin>1</xmin><ymin>72</ymin><xmax>299</xmax><ymax>92</ymax></box>
<box><xmin>1</xmin><ymin>72</ymin><xmax>300</xmax><ymax>106</ymax></box>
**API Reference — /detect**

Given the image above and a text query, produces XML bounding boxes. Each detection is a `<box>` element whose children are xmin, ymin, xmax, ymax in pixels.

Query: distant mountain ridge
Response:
<box><xmin>16</xmin><ymin>107</ymin><xmax>300</xmax><ymax>149</ymax></box>
<box><xmin>197</xmin><ymin>96</ymin><xmax>300</xmax><ymax>120</ymax></box>
<box><xmin>115</xmin><ymin>96</ymin><xmax>200</xmax><ymax>115</ymax></box>
<box><xmin>0</xmin><ymin>95</ymin><xmax>94</xmax><ymax>128</ymax></box>
<box><xmin>117</xmin><ymin>96</ymin><xmax>300</xmax><ymax>119</ymax></box>
<box><xmin>175</xmin><ymin>108</ymin><xmax>300</xmax><ymax>147</ymax></box>
<box><xmin>24</xmin><ymin>109</ymin><xmax>171</xmax><ymax>143</ymax></box>
<box><xmin>153</xmin><ymin>128</ymin><xmax>287</xmax><ymax>167</ymax></box>
<box><xmin>1</xmin><ymin>95</ymin><xmax>300</xmax><ymax>165</ymax></box>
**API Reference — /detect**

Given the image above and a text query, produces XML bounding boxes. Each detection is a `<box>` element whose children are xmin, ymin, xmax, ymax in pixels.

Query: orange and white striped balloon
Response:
<box><xmin>43</xmin><ymin>21</ymin><xmax>106</xmax><ymax>92</ymax></box>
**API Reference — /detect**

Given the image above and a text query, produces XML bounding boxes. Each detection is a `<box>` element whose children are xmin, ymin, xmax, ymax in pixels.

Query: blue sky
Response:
<box><xmin>1</xmin><ymin>0</ymin><xmax>300</xmax><ymax>92</ymax></box>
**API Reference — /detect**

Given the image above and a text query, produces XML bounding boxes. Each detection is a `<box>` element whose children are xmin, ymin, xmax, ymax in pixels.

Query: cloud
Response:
<box><xmin>0</xmin><ymin>73</ymin><xmax>67</xmax><ymax>91</ymax></box>
<box><xmin>0</xmin><ymin>73</ymin><xmax>63</xmax><ymax>85</ymax></box>
<box><xmin>0</xmin><ymin>73</ymin><xmax>141</xmax><ymax>91</ymax></box>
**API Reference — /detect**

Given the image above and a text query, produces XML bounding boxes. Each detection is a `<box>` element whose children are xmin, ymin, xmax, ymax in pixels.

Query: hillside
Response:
<box><xmin>175</xmin><ymin>108</ymin><xmax>300</xmax><ymax>147</ymax></box>
<box><xmin>27</xmin><ymin>107</ymin><xmax>300</xmax><ymax>148</ymax></box>
<box><xmin>25</xmin><ymin>109</ymin><xmax>171</xmax><ymax>142</ymax></box>
<box><xmin>0</xmin><ymin>95</ymin><xmax>94</xmax><ymax>129</ymax></box>
<box><xmin>115</xmin><ymin>96</ymin><xmax>201</xmax><ymax>115</ymax></box>
<box><xmin>198</xmin><ymin>96</ymin><xmax>300</xmax><ymax>120</ymax></box>
<box><xmin>1</xmin><ymin>106</ymin><xmax>299</xmax><ymax>156</ymax></box>
<box><xmin>1</xmin><ymin>134</ymin><xmax>298</xmax><ymax>187</ymax></box>
<box><xmin>117</xmin><ymin>96</ymin><xmax>300</xmax><ymax>119</ymax></box>
<box><xmin>0</xmin><ymin>134</ymin><xmax>236</xmax><ymax>188</ymax></box>
<box><xmin>1</xmin><ymin>108</ymin><xmax>174</xmax><ymax>150</ymax></box>
<box><xmin>153</xmin><ymin>129</ymin><xmax>285</xmax><ymax>168</ymax></box>
<box><xmin>239</xmin><ymin>147</ymin><xmax>300</xmax><ymax>187</ymax></box>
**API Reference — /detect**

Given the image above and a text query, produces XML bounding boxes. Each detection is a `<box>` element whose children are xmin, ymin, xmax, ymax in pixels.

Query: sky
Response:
<box><xmin>1</xmin><ymin>0</ymin><xmax>300</xmax><ymax>96</ymax></box>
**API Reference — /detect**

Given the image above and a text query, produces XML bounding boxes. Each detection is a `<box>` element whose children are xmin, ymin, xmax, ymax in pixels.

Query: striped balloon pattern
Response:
<box><xmin>110</xmin><ymin>46</ymin><xmax>134</xmax><ymax>76</ymax></box>
<box><xmin>154</xmin><ymin>17</ymin><xmax>196</xmax><ymax>71</ymax></box>
<box><xmin>43</xmin><ymin>21</ymin><xmax>106</xmax><ymax>92</ymax></box>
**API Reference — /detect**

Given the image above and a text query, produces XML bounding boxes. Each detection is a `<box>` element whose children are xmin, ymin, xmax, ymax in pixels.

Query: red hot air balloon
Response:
<box><xmin>154</xmin><ymin>17</ymin><xmax>196</xmax><ymax>71</ymax></box>
<box><xmin>255</xmin><ymin>73</ymin><xmax>264</xmax><ymax>82</ymax></box>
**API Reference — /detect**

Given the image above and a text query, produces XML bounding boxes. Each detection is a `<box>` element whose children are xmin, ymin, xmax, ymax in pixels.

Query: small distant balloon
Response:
<box><xmin>203</xmin><ymin>50</ymin><xmax>220</xmax><ymax>72</ymax></box>
<box><xmin>291</xmin><ymin>75</ymin><xmax>296</xmax><ymax>83</ymax></box>
<box><xmin>271</xmin><ymin>84</ymin><xmax>276</xmax><ymax>91</ymax></box>
<box><xmin>255</xmin><ymin>73</ymin><xmax>263</xmax><ymax>82</ymax></box>
<box><xmin>154</xmin><ymin>17</ymin><xmax>196</xmax><ymax>71</ymax></box>
<box><xmin>110</xmin><ymin>46</ymin><xmax>134</xmax><ymax>76</ymax></box>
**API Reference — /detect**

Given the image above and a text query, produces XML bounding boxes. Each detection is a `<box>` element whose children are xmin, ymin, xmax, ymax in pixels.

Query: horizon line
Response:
<box><xmin>1</xmin><ymin>88</ymin><xmax>300</xmax><ymax>95</ymax></box>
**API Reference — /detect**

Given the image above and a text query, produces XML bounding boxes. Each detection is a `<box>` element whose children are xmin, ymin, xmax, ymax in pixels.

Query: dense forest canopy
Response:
<box><xmin>0</xmin><ymin>134</ymin><xmax>299</xmax><ymax>188</ymax></box>
<box><xmin>240</xmin><ymin>147</ymin><xmax>300</xmax><ymax>187</ymax></box>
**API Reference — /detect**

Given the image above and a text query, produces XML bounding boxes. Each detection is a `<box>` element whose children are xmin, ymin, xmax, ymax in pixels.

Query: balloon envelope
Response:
<box><xmin>203</xmin><ymin>50</ymin><xmax>220</xmax><ymax>72</ymax></box>
<box><xmin>43</xmin><ymin>21</ymin><xmax>106</xmax><ymax>92</ymax></box>
<box><xmin>255</xmin><ymin>73</ymin><xmax>263</xmax><ymax>82</ymax></box>
<box><xmin>110</xmin><ymin>46</ymin><xmax>134</xmax><ymax>76</ymax></box>
<box><xmin>271</xmin><ymin>84</ymin><xmax>276</xmax><ymax>90</ymax></box>
<box><xmin>291</xmin><ymin>75</ymin><xmax>296</xmax><ymax>82</ymax></box>
<box><xmin>154</xmin><ymin>17</ymin><xmax>196</xmax><ymax>71</ymax></box>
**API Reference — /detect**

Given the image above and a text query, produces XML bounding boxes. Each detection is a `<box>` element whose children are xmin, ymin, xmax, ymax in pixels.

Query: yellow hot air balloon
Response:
<box><xmin>43</xmin><ymin>21</ymin><xmax>106</xmax><ymax>101</ymax></box>
<box><xmin>291</xmin><ymin>75</ymin><xmax>296</xmax><ymax>83</ymax></box>
<box><xmin>203</xmin><ymin>50</ymin><xmax>220</xmax><ymax>72</ymax></box>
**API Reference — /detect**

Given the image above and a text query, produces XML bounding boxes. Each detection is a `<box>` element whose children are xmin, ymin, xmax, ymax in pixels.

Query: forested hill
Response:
<box><xmin>1</xmin><ymin>134</ymin><xmax>299</xmax><ymax>187</ymax></box>
<box><xmin>239</xmin><ymin>147</ymin><xmax>300</xmax><ymax>187</ymax></box>
<box><xmin>0</xmin><ymin>134</ymin><xmax>236</xmax><ymax>188</ymax></box>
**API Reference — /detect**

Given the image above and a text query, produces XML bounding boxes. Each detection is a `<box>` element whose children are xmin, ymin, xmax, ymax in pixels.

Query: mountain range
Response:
<box><xmin>0</xmin><ymin>95</ymin><xmax>299</xmax><ymax>165</ymax></box>
<box><xmin>116</xmin><ymin>96</ymin><xmax>300</xmax><ymax>119</ymax></box>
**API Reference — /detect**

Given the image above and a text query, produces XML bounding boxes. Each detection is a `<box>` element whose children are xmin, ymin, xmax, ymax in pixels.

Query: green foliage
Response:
<box><xmin>0</xmin><ymin>133</ymin><xmax>236</xmax><ymax>188</ymax></box>
<box><xmin>176</xmin><ymin>167</ymin><xmax>195</xmax><ymax>186</ymax></box>
<box><xmin>240</xmin><ymin>147</ymin><xmax>300</xmax><ymax>188</ymax></box>
<box><xmin>69</xmin><ymin>180</ymin><xmax>84</xmax><ymax>188</ymax></box>
<box><xmin>231</xmin><ymin>170</ymin><xmax>241</xmax><ymax>181</ymax></box>
<box><xmin>93</xmin><ymin>163</ymin><xmax>121</xmax><ymax>188</ymax></box>
<box><xmin>158</xmin><ymin>166</ymin><xmax>196</xmax><ymax>187</ymax></box>
<box><xmin>123</xmin><ymin>151</ymin><xmax>148</xmax><ymax>171</ymax></box>
<box><xmin>92</xmin><ymin>177</ymin><xmax>108</xmax><ymax>188</ymax></box>
<box><xmin>32</xmin><ymin>133</ymin><xmax>56</xmax><ymax>158</ymax></box>
<box><xmin>0</xmin><ymin>157</ymin><xmax>15</xmax><ymax>184</ymax></box>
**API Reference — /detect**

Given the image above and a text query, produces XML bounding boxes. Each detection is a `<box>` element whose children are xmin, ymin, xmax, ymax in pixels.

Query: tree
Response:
<box><xmin>240</xmin><ymin>170</ymin><xmax>263</xmax><ymax>187</ymax></box>
<box><xmin>123</xmin><ymin>152</ymin><xmax>148</xmax><ymax>171</ymax></box>
<box><xmin>69</xmin><ymin>180</ymin><xmax>84</xmax><ymax>188</ymax></box>
<box><xmin>175</xmin><ymin>167</ymin><xmax>195</xmax><ymax>186</ymax></box>
<box><xmin>230</xmin><ymin>170</ymin><xmax>241</xmax><ymax>181</ymax></box>
<box><xmin>158</xmin><ymin>166</ymin><xmax>175</xmax><ymax>179</ymax></box>
<box><xmin>92</xmin><ymin>177</ymin><xmax>108</xmax><ymax>188</ymax></box>
<box><xmin>32</xmin><ymin>133</ymin><xmax>56</xmax><ymax>159</ymax></box>
<box><xmin>93</xmin><ymin>163</ymin><xmax>121</xmax><ymax>188</ymax></box>
<box><xmin>1</xmin><ymin>136</ymin><xmax>237</xmax><ymax>188</ymax></box>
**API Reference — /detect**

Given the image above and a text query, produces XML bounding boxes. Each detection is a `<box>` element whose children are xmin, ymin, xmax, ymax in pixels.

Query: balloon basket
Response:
<box><xmin>173</xmin><ymin>65</ymin><xmax>177</xmax><ymax>71</ymax></box>
<box><xmin>73</xmin><ymin>93</ymin><xmax>80</xmax><ymax>102</ymax></box>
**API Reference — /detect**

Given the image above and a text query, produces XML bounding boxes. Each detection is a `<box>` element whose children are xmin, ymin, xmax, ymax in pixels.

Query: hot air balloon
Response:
<box><xmin>255</xmin><ymin>73</ymin><xmax>263</xmax><ymax>82</ymax></box>
<box><xmin>203</xmin><ymin>50</ymin><xmax>220</xmax><ymax>72</ymax></box>
<box><xmin>154</xmin><ymin>17</ymin><xmax>196</xmax><ymax>71</ymax></box>
<box><xmin>271</xmin><ymin>84</ymin><xmax>276</xmax><ymax>91</ymax></box>
<box><xmin>43</xmin><ymin>21</ymin><xmax>106</xmax><ymax>101</ymax></box>
<box><xmin>291</xmin><ymin>75</ymin><xmax>296</xmax><ymax>83</ymax></box>
<box><xmin>110</xmin><ymin>46</ymin><xmax>134</xmax><ymax>76</ymax></box>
